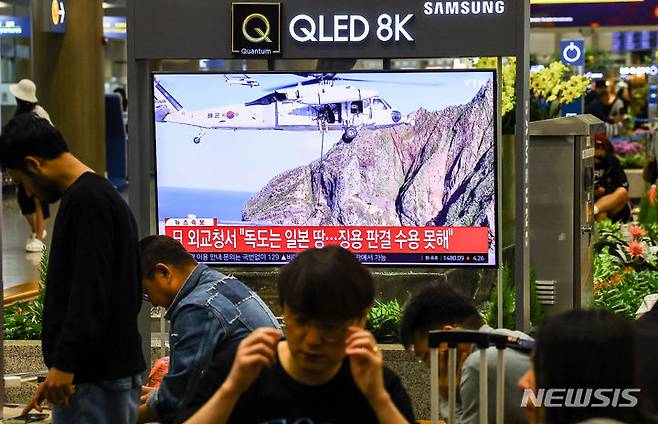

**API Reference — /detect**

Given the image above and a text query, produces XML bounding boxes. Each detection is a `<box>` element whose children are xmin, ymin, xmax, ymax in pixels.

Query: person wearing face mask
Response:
<box><xmin>137</xmin><ymin>235</ymin><xmax>280</xmax><ymax>424</ymax></box>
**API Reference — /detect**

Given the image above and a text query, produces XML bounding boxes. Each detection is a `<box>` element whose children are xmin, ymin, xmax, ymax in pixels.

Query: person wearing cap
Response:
<box><xmin>594</xmin><ymin>134</ymin><xmax>631</xmax><ymax>223</ymax></box>
<box><xmin>10</xmin><ymin>78</ymin><xmax>53</xmax><ymax>252</ymax></box>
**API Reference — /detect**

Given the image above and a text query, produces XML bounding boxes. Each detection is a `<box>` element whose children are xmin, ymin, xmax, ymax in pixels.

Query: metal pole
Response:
<box><xmin>430</xmin><ymin>347</ymin><xmax>440</xmax><ymax>424</ymax></box>
<box><xmin>515</xmin><ymin>0</ymin><xmax>531</xmax><ymax>332</ymax></box>
<box><xmin>160</xmin><ymin>309</ymin><xmax>167</xmax><ymax>358</ymax></box>
<box><xmin>448</xmin><ymin>347</ymin><xmax>457</xmax><ymax>423</ymax></box>
<box><xmin>496</xmin><ymin>56</ymin><xmax>504</xmax><ymax>329</ymax></box>
<box><xmin>127</xmin><ymin>0</ymin><xmax>153</xmax><ymax>368</ymax></box>
<box><xmin>479</xmin><ymin>348</ymin><xmax>488</xmax><ymax>424</ymax></box>
<box><xmin>496</xmin><ymin>349</ymin><xmax>505</xmax><ymax>424</ymax></box>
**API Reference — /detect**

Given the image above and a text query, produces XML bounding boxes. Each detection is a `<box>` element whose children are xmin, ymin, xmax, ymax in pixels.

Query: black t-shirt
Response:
<box><xmin>594</xmin><ymin>154</ymin><xmax>629</xmax><ymax>198</ymax></box>
<box><xmin>183</xmin><ymin>345</ymin><xmax>415</xmax><ymax>424</ymax></box>
<box><xmin>43</xmin><ymin>172</ymin><xmax>146</xmax><ymax>383</ymax></box>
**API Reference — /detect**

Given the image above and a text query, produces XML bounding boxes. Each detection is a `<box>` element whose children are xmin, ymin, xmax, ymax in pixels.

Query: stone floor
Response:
<box><xmin>2</xmin><ymin>189</ymin><xmax>56</xmax><ymax>290</ymax></box>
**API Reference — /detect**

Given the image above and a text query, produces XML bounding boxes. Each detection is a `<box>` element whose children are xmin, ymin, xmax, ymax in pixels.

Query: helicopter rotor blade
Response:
<box><xmin>337</xmin><ymin>77</ymin><xmax>444</xmax><ymax>86</ymax></box>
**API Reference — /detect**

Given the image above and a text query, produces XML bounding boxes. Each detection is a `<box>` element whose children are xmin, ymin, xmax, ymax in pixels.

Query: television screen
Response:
<box><xmin>531</xmin><ymin>0</ymin><xmax>658</xmax><ymax>27</ymax></box>
<box><xmin>153</xmin><ymin>70</ymin><xmax>497</xmax><ymax>267</ymax></box>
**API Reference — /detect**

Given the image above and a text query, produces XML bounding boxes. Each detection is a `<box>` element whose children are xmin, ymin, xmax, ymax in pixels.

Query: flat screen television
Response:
<box><xmin>153</xmin><ymin>70</ymin><xmax>498</xmax><ymax>267</ymax></box>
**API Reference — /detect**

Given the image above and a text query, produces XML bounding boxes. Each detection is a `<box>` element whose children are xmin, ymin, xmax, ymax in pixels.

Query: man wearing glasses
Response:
<box><xmin>137</xmin><ymin>235</ymin><xmax>280</xmax><ymax>424</ymax></box>
<box><xmin>184</xmin><ymin>246</ymin><xmax>415</xmax><ymax>424</ymax></box>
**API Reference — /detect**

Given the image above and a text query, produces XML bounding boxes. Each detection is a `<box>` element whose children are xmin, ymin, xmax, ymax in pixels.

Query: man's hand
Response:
<box><xmin>224</xmin><ymin>328</ymin><xmax>281</xmax><ymax>396</ymax></box>
<box><xmin>22</xmin><ymin>382</ymin><xmax>46</xmax><ymax>416</ymax></box>
<box><xmin>345</xmin><ymin>327</ymin><xmax>388</xmax><ymax>403</ymax></box>
<box><xmin>22</xmin><ymin>368</ymin><xmax>75</xmax><ymax>415</ymax></box>
<box><xmin>140</xmin><ymin>385</ymin><xmax>156</xmax><ymax>404</ymax></box>
<box><xmin>43</xmin><ymin>368</ymin><xmax>75</xmax><ymax>406</ymax></box>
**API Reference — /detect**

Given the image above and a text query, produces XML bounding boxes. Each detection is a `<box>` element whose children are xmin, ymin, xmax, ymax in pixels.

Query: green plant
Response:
<box><xmin>639</xmin><ymin>185</ymin><xmax>658</xmax><ymax>226</ymax></box>
<box><xmin>594</xmin><ymin>220</ymin><xmax>658</xmax><ymax>271</ymax></box>
<box><xmin>594</xmin><ymin>246</ymin><xmax>623</xmax><ymax>286</ymax></box>
<box><xmin>594</xmin><ymin>270</ymin><xmax>658</xmax><ymax>320</ymax></box>
<box><xmin>366</xmin><ymin>299</ymin><xmax>402</xmax><ymax>344</ymax></box>
<box><xmin>484</xmin><ymin>264</ymin><xmax>544</xmax><ymax>330</ymax></box>
<box><xmin>484</xmin><ymin>265</ymin><xmax>516</xmax><ymax>329</ymax></box>
<box><xmin>618</xmin><ymin>152</ymin><xmax>646</xmax><ymax>169</ymax></box>
<box><xmin>4</xmin><ymin>250</ymin><xmax>47</xmax><ymax>340</ymax></box>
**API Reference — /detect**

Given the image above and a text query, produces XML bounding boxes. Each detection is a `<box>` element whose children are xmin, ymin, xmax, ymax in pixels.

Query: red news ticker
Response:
<box><xmin>163</xmin><ymin>221</ymin><xmax>489</xmax><ymax>254</ymax></box>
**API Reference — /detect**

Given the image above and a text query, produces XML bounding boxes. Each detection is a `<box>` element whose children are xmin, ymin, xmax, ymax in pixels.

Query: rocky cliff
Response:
<box><xmin>243</xmin><ymin>80</ymin><xmax>496</xmax><ymax>242</ymax></box>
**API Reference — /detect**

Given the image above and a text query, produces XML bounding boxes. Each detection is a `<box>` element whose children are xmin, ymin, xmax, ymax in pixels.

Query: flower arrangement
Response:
<box><xmin>593</xmin><ymin>220</ymin><xmax>658</xmax><ymax>319</ymax></box>
<box><xmin>594</xmin><ymin>220</ymin><xmax>658</xmax><ymax>271</ymax></box>
<box><xmin>474</xmin><ymin>58</ymin><xmax>590</xmax><ymax>128</ymax></box>
<box><xmin>529</xmin><ymin>62</ymin><xmax>590</xmax><ymax>121</ymax></box>
<box><xmin>613</xmin><ymin>140</ymin><xmax>646</xmax><ymax>169</ymax></box>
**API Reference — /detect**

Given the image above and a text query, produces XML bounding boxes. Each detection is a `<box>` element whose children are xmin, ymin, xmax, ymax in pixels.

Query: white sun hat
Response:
<box><xmin>10</xmin><ymin>79</ymin><xmax>38</xmax><ymax>103</ymax></box>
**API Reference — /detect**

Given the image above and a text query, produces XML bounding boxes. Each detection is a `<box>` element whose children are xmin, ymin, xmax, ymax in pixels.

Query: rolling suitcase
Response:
<box><xmin>428</xmin><ymin>330</ymin><xmax>533</xmax><ymax>424</ymax></box>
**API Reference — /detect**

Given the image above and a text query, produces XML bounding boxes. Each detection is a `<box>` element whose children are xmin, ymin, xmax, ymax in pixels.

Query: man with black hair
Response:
<box><xmin>399</xmin><ymin>284</ymin><xmax>532</xmax><ymax>424</ymax></box>
<box><xmin>0</xmin><ymin>114</ymin><xmax>146</xmax><ymax>423</ymax></box>
<box><xmin>137</xmin><ymin>235</ymin><xmax>280</xmax><ymax>424</ymax></box>
<box><xmin>185</xmin><ymin>246</ymin><xmax>415</xmax><ymax>424</ymax></box>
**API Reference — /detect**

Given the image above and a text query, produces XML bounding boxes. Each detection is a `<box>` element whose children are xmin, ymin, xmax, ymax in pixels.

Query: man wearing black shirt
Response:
<box><xmin>186</xmin><ymin>247</ymin><xmax>415</xmax><ymax>424</ymax></box>
<box><xmin>594</xmin><ymin>134</ymin><xmax>630</xmax><ymax>223</ymax></box>
<box><xmin>0</xmin><ymin>114</ymin><xmax>146</xmax><ymax>423</ymax></box>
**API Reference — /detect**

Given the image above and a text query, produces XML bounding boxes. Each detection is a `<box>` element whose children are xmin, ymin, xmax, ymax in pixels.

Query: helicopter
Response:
<box><xmin>154</xmin><ymin>73</ymin><xmax>416</xmax><ymax>144</ymax></box>
<box><xmin>224</xmin><ymin>74</ymin><xmax>260</xmax><ymax>88</ymax></box>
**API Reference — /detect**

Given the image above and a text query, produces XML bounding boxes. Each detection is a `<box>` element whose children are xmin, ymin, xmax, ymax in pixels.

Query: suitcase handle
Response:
<box><xmin>428</xmin><ymin>330</ymin><xmax>524</xmax><ymax>424</ymax></box>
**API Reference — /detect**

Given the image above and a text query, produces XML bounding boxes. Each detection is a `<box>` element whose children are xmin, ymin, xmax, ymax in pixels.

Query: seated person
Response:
<box><xmin>399</xmin><ymin>284</ymin><xmax>532</xmax><ymax>424</ymax></box>
<box><xmin>594</xmin><ymin>134</ymin><xmax>631</xmax><ymax>223</ymax></box>
<box><xmin>634</xmin><ymin>302</ymin><xmax>658</xmax><ymax>418</ymax></box>
<box><xmin>518</xmin><ymin>309</ymin><xmax>639</xmax><ymax>424</ymax></box>
<box><xmin>185</xmin><ymin>246</ymin><xmax>415</xmax><ymax>424</ymax></box>
<box><xmin>137</xmin><ymin>235</ymin><xmax>280</xmax><ymax>424</ymax></box>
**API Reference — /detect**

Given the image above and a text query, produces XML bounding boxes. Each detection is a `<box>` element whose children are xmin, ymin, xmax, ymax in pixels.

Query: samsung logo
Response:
<box><xmin>423</xmin><ymin>1</ymin><xmax>505</xmax><ymax>15</ymax></box>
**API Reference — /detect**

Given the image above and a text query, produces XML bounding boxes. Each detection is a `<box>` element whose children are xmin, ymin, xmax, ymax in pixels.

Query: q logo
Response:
<box><xmin>232</xmin><ymin>3</ymin><xmax>281</xmax><ymax>55</ymax></box>
<box><xmin>242</xmin><ymin>13</ymin><xmax>272</xmax><ymax>43</ymax></box>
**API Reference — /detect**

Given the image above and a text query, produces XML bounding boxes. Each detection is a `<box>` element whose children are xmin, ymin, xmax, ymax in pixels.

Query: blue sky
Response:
<box><xmin>154</xmin><ymin>71</ymin><xmax>493</xmax><ymax>192</ymax></box>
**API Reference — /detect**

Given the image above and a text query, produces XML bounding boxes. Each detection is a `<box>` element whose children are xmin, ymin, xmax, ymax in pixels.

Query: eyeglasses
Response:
<box><xmin>142</xmin><ymin>267</ymin><xmax>155</xmax><ymax>302</ymax></box>
<box><xmin>284</xmin><ymin>315</ymin><xmax>354</xmax><ymax>344</ymax></box>
<box><xmin>409</xmin><ymin>345</ymin><xmax>449</xmax><ymax>366</ymax></box>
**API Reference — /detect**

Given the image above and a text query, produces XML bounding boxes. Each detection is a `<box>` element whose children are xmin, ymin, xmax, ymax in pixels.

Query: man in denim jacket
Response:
<box><xmin>136</xmin><ymin>235</ymin><xmax>280</xmax><ymax>424</ymax></box>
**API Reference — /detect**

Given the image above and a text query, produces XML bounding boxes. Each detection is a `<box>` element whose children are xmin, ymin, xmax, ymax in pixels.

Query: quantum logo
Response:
<box><xmin>232</xmin><ymin>3</ymin><xmax>281</xmax><ymax>55</ymax></box>
<box><xmin>242</xmin><ymin>13</ymin><xmax>271</xmax><ymax>43</ymax></box>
